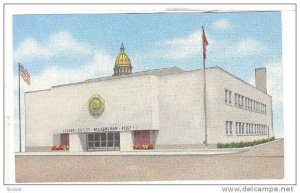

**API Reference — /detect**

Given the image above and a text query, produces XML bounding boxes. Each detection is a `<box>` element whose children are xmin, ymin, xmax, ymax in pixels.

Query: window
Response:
<box><xmin>225</xmin><ymin>89</ymin><xmax>232</xmax><ymax>104</ymax></box>
<box><xmin>241</xmin><ymin>96</ymin><xmax>244</xmax><ymax>108</ymax></box>
<box><xmin>249</xmin><ymin>100</ymin><xmax>251</xmax><ymax>110</ymax></box>
<box><xmin>235</xmin><ymin>94</ymin><xmax>238</xmax><ymax>106</ymax></box>
<box><xmin>226</xmin><ymin>121</ymin><xmax>233</xmax><ymax>135</ymax></box>
<box><xmin>241</xmin><ymin>123</ymin><xmax>244</xmax><ymax>135</ymax></box>
<box><xmin>255</xmin><ymin>124</ymin><xmax>258</xmax><ymax>135</ymax></box>
<box><xmin>87</xmin><ymin>132</ymin><xmax>120</xmax><ymax>151</ymax></box>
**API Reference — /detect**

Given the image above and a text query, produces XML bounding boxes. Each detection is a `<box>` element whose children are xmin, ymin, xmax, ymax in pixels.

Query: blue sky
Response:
<box><xmin>13</xmin><ymin>12</ymin><xmax>283</xmax><ymax>150</ymax></box>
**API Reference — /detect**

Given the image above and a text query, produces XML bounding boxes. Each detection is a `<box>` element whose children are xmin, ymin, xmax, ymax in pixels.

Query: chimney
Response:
<box><xmin>255</xmin><ymin>68</ymin><xmax>267</xmax><ymax>93</ymax></box>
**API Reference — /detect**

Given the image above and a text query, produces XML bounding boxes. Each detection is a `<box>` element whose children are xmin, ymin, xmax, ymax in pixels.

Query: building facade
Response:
<box><xmin>25</xmin><ymin>44</ymin><xmax>273</xmax><ymax>152</ymax></box>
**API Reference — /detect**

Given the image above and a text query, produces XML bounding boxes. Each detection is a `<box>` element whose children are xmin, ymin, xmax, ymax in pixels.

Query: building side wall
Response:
<box><xmin>25</xmin><ymin>75</ymin><xmax>159</xmax><ymax>148</ymax></box>
<box><xmin>25</xmin><ymin>90</ymin><xmax>55</xmax><ymax>149</ymax></box>
<box><xmin>206</xmin><ymin>68</ymin><xmax>273</xmax><ymax>144</ymax></box>
<box><xmin>157</xmin><ymin>71</ymin><xmax>205</xmax><ymax>145</ymax></box>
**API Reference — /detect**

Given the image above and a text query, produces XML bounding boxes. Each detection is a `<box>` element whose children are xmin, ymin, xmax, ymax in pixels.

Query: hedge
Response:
<box><xmin>217</xmin><ymin>136</ymin><xmax>275</xmax><ymax>148</ymax></box>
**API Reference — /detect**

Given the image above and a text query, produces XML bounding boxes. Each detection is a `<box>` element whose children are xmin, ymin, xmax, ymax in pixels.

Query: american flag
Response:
<box><xmin>19</xmin><ymin>64</ymin><xmax>31</xmax><ymax>85</ymax></box>
<box><xmin>202</xmin><ymin>26</ymin><xmax>209</xmax><ymax>60</ymax></box>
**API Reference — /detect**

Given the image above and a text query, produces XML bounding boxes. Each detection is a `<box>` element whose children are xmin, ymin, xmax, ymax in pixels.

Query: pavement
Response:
<box><xmin>15</xmin><ymin>139</ymin><xmax>284</xmax><ymax>183</ymax></box>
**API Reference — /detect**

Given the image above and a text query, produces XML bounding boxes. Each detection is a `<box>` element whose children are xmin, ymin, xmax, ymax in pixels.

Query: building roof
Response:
<box><xmin>85</xmin><ymin>66</ymin><xmax>184</xmax><ymax>83</ymax></box>
<box><xmin>26</xmin><ymin>66</ymin><xmax>271</xmax><ymax>97</ymax></box>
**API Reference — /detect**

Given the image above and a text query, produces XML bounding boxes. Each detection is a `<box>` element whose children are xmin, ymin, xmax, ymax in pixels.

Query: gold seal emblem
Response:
<box><xmin>88</xmin><ymin>94</ymin><xmax>105</xmax><ymax>116</ymax></box>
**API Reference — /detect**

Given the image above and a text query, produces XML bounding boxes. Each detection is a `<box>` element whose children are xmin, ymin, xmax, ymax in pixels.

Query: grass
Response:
<box><xmin>217</xmin><ymin>136</ymin><xmax>275</xmax><ymax>148</ymax></box>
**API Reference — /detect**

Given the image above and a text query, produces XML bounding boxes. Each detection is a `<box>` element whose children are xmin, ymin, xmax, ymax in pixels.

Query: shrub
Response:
<box><xmin>133</xmin><ymin>144</ymin><xmax>155</xmax><ymax>150</ymax></box>
<box><xmin>51</xmin><ymin>144</ymin><xmax>69</xmax><ymax>150</ymax></box>
<box><xmin>217</xmin><ymin>137</ymin><xmax>275</xmax><ymax>149</ymax></box>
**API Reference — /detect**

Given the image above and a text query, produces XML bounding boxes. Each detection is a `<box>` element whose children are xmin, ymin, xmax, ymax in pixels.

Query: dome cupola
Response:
<box><xmin>113</xmin><ymin>43</ymin><xmax>132</xmax><ymax>76</ymax></box>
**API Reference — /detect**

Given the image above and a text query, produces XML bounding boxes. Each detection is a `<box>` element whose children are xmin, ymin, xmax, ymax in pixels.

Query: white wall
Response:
<box><xmin>206</xmin><ymin>68</ymin><xmax>273</xmax><ymax>144</ymax></box>
<box><xmin>157</xmin><ymin>70</ymin><xmax>205</xmax><ymax>145</ymax></box>
<box><xmin>120</xmin><ymin>132</ymin><xmax>133</xmax><ymax>151</ymax></box>
<box><xmin>25</xmin><ymin>75</ymin><xmax>159</xmax><ymax>148</ymax></box>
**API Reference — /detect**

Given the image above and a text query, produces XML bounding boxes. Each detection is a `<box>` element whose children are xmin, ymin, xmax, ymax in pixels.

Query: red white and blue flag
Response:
<box><xmin>202</xmin><ymin>26</ymin><xmax>209</xmax><ymax>59</ymax></box>
<box><xmin>19</xmin><ymin>64</ymin><xmax>31</xmax><ymax>85</ymax></box>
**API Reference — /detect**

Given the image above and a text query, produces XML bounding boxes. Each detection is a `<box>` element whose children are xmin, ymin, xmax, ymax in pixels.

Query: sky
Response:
<box><xmin>13</xmin><ymin>12</ymin><xmax>283</xmax><ymax>151</ymax></box>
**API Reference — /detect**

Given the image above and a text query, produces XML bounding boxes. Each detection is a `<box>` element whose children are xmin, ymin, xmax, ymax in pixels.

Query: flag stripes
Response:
<box><xmin>19</xmin><ymin>64</ymin><xmax>31</xmax><ymax>85</ymax></box>
<box><xmin>202</xmin><ymin>26</ymin><xmax>209</xmax><ymax>59</ymax></box>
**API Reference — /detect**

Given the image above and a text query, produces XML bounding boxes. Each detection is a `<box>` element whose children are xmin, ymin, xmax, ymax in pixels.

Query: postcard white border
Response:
<box><xmin>1</xmin><ymin>1</ymin><xmax>297</xmax><ymax>192</ymax></box>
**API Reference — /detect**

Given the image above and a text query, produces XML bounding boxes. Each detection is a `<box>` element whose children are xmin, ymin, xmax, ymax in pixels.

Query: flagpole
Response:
<box><xmin>203</xmin><ymin>51</ymin><xmax>208</xmax><ymax>146</ymax></box>
<box><xmin>202</xmin><ymin>26</ymin><xmax>208</xmax><ymax>147</ymax></box>
<box><xmin>18</xmin><ymin>63</ymin><xmax>22</xmax><ymax>152</ymax></box>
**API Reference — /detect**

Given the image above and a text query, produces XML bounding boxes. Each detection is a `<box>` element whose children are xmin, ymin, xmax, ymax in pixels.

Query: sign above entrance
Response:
<box><xmin>88</xmin><ymin>94</ymin><xmax>105</xmax><ymax>117</ymax></box>
<box><xmin>61</xmin><ymin>126</ymin><xmax>135</xmax><ymax>134</ymax></box>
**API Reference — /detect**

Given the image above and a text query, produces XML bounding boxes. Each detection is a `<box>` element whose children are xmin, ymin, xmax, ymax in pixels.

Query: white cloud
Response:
<box><xmin>16</xmin><ymin>52</ymin><xmax>114</xmax><ymax>92</ymax></box>
<box><xmin>160</xmin><ymin>30</ymin><xmax>214</xmax><ymax>59</ymax></box>
<box><xmin>14</xmin><ymin>31</ymin><xmax>92</xmax><ymax>62</ymax></box>
<box><xmin>14</xmin><ymin>31</ymin><xmax>115</xmax><ymax>91</ymax></box>
<box><xmin>233</xmin><ymin>38</ymin><xmax>267</xmax><ymax>56</ymax></box>
<box><xmin>212</xmin><ymin>19</ymin><xmax>231</xmax><ymax>30</ymax></box>
<box><xmin>157</xmin><ymin>29</ymin><xmax>266</xmax><ymax>60</ymax></box>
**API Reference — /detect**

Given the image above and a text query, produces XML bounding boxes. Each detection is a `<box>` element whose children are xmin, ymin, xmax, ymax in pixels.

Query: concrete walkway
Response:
<box><xmin>15</xmin><ymin>139</ymin><xmax>284</xmax><ymax>183</ymax></box>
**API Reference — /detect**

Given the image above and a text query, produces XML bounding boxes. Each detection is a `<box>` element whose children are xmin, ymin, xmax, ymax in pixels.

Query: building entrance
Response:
<box><xmin>87</xmin><ymin>132</ymin><xmax>120</xmax><ymax>151</ymax></box>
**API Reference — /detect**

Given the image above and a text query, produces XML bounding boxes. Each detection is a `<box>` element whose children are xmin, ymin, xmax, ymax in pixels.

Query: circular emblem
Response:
<box><xmin>88</xmin><ymin>94</ymin><xmax>105</xmax><ymax>117</ymax></box>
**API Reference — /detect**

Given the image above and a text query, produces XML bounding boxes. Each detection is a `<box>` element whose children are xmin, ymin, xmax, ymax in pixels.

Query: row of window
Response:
<box><xmin>87</xmin><ymin>132</ymin><xmax>120</xmax><ymax>150</ymax></box>
<box><xmin>225</xmin><ymin>89</ymin><xmax>267</xmax><ymax>114</ymax></box>
<box><xmin>225</xmin><ymin>121</ymin><xmax>269</xmax><ymax>136</ymax></box>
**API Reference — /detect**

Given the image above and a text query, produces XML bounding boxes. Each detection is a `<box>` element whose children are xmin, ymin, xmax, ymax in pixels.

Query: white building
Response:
<box><xmin>25</xmin><ymin>44</ymin><xmax>273</xmax><ymax>152</ymax></box>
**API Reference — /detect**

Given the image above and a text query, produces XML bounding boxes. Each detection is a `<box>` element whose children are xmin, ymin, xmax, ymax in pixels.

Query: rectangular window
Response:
<box><xmin>87</xmin><ymin>132</ymin><xmax>120</xmax><ymax>151</ymax></box>
<box><xmin>235</xmin><ymin>94</ymin><xmax>238</xmax><ymax>106</ymax></box>
<box><xmin>241</xmin><ymin>96</ymin><xmax>244</xmax><ymax>108</ymax></box>
<box><xmin>249</xmin><ymin>99</ymin><xmax>251</xmax><ymax>110</ymax></box>
<box><xmin>241</xmin><ymin>123</ymin><xmax>244</xmax><ymax>135</ymax></box>
<box><xmin>225</xmin><ymin>89</ymin><xmax>232</xmax><ymax>104</ymax></box>
<box><xmin>226</xmin><ymin>121</ymin><xmax>233</xmax><ymax>135</ymax></box>
<box><xmin>255</xmin><ymin>124</ymin><xmax>258</xmax><ymax>135</ymax></box>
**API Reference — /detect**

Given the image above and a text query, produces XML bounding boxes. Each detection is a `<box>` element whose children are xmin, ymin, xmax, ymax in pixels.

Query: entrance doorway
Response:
<box><xmin>87</xmin><ymin>132</ymin><xmax>120</xmax><ymax>151</ymax></box>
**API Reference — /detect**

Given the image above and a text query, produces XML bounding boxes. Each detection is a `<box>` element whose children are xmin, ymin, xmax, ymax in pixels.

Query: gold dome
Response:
<box><xmin>115</xmin><ymin>43</ymin><xmax>131</xmax><ymax>67</ymax></box>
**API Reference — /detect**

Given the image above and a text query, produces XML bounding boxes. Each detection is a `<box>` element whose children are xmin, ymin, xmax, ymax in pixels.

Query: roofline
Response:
<box><xmin>24</xmin><ymin>66</ymin><xmax>271</xmax><ymax>97</ymax></box>
<box><xmin>25</xmin><ymin>88</ymin><xmax>51</xmax><ymax>94</ymax></box>
<box><xmin>214</xmin><ymin>66</ymin><xmax>271</xmax><ymax>97</ymax></box>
